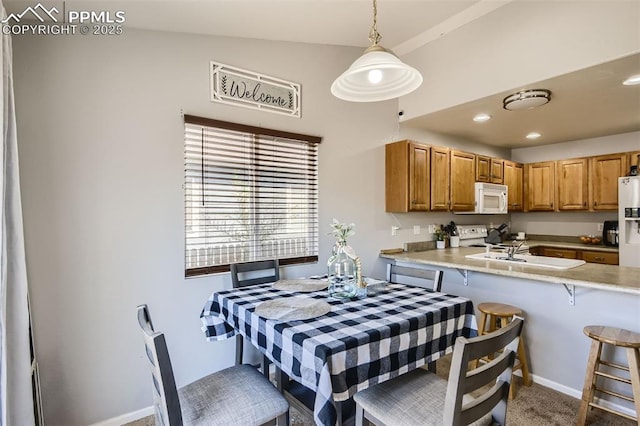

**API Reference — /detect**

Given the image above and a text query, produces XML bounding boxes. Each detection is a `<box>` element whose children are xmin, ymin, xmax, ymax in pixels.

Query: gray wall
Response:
<box><xmin>13</xmin><ymin>29</ymin><xmax>406</xmax><ymax>425</ymax></box>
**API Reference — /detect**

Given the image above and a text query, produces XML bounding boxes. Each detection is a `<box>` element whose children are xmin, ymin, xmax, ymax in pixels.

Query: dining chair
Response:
<box><xmin>137</xmin><ymin>304</ymin><xmax>289</xmax><ymax>426</ymax></box>
<box><xmin>230</xmin><ymin>259</ymin><xmax>280</xmax><ymax>369</ymax></box>
<box><xmin>386</xmin><ymin>263</ymin><xmax>443</xmax><ymax>292</ymax></box>
<box><xmin>353</xmin><ymin>317</ymin><xmax>524</xmax><ymax>426</ymax></box>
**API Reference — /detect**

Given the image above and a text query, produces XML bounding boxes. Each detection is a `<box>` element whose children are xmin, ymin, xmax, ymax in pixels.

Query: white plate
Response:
<box><xmin>255</xmin><ymin>298</ymin><xmax>331</xmax><ymax>321</ymax></box>
<box><xmin>272</xmin><ymin>279</ymin><xmax>328</xmax><ymax>292</ymax></box>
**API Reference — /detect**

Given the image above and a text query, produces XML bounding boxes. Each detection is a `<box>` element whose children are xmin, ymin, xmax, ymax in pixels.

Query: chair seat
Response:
<box><xmin>179</xmin><ymin>364</ymin><xmax>289</xmax><ymax>426</ymax></box>
<box><xmin>353</xmin><ymin>368</ymin><xmax>493</xmax><ymax>426</ymax></box>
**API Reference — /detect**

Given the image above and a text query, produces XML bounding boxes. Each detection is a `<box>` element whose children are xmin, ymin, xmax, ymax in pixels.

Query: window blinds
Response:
<box><xmin>184</xmin><ymin>115</ymin><xmax>320</xmax><ymax>276</ymax></box>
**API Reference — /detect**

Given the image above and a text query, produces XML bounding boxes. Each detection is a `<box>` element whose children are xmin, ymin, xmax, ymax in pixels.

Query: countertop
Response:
<box><xmin>380</xmin><ymin>246</ymin><xmax>639</xmax><ymax>295</ymax></box>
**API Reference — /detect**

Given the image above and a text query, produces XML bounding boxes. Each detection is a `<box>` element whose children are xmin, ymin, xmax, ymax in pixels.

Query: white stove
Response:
<box><xmin>457</xmin><ymin>224</ymin><xmax>529</xmax><ymax>253</ymax></box>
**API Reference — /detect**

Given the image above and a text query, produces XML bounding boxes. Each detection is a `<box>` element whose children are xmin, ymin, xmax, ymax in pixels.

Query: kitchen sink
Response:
<box><xmin>465</xmin><ymin>252</ymin><xmax>586</xmax><ymax>270</ymax></box>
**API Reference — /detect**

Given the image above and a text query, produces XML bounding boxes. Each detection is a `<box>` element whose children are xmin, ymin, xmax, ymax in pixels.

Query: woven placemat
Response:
<box><xmin>272</xmin><ymin>279</ymin><xmax>328</xmax><ymax>292</ymax></box>
<box><xmin>255</xmin><ymin>298</ymin><xmax>331</xmax><ymax>321</ymax></box>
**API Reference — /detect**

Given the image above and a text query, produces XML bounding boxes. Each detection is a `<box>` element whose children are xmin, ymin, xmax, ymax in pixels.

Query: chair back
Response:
<box><xmin>443</xmin><ymin>317</ymin><xmax>524</xmax><ymax>426</ymax></box>
<box><xmin>137</xmin><ymin>305</ymin><xmax>182</xmax><ymax>426</ymax></box>
<box><xmin>386</xmin><ymin>263</ymin><xmax>443</xmax><ymax>292</ymax></box>
<box><xmin>231</xmin><ymin>259</ymin><xmax>280</xmax><ymax>288</ymax></box>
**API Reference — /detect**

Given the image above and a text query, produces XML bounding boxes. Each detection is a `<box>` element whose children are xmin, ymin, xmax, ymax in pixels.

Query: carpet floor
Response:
<box><xmin>126</xmin><ymin>355</ymin><xmax>635</xmax><ymax>425</ymax></box>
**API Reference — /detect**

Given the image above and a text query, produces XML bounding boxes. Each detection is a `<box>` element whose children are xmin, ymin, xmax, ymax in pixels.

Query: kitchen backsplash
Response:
<box><xmin>510</xmin><ymin>211</ymin><xmax>617</xmax><ymax>237</ymax></box>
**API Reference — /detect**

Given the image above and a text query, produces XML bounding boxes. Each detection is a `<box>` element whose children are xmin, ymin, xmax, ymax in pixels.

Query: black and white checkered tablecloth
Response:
<box><xmin>200</xmin><ymin>283</ymin><xmax>477</xmax><ymax>426</ymax></box>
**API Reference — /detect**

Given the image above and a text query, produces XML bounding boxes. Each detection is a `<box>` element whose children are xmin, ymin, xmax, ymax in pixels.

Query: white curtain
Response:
<box><xmin>0</xmin><ymin>1</ymin><xmax>35</xmax><ymax>425</ymax></box>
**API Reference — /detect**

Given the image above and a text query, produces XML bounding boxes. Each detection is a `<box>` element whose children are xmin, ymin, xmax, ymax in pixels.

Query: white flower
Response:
<box><xmin>329</xmin><ymin>218</ymin><xmax>356</xmax><ymax>242</ymax></box>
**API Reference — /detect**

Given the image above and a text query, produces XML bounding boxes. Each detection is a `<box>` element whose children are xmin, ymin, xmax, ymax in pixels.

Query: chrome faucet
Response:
<box><xmin>506</xmin><ymin>240</ymin><xmax>526</xmax><ymax>260</ymax></box>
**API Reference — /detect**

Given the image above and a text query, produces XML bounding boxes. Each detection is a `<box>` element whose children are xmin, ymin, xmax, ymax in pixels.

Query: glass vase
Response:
<box><xmin>327</xmin><ymin>241</ymin><xmax>358</xmax><ymax>299</ymax></box>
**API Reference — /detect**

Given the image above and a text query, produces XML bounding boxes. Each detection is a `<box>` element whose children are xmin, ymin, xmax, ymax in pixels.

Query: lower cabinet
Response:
<box><xmin>581</xmin><ymin>251</ymin><xmax>619</xmax><ymax>265</ymax></box>
<box><xmin>531</xmin><ymin>246</ymin><xmax>618</xmax><ymax>265</ymax></box>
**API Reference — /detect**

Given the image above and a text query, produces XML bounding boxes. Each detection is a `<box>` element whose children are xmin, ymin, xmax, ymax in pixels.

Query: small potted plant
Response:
<box><xmin>434</xmin><ymin>225</ymin><xmax>447</xmax><ymax>249</ymax></box>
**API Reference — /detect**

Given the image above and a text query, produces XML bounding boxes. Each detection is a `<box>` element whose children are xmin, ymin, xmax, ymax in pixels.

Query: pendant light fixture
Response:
<box><xmin>331</xmin><ymin>0</ymin><xmax>423</xmax><ymax>102</ymax></box>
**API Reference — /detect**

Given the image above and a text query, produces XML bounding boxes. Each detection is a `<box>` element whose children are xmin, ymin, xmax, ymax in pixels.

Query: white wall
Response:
<box><xmin>13</xmin><ymin>29</ymin><xmax>408</xmax><ymax>425</ymax></box>
<box><xmin>400</xmin><ymin>0</ymin><xmax>640</xmax><ymax>120</ymax></box>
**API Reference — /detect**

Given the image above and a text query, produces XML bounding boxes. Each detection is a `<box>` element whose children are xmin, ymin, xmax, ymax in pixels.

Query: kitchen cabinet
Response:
<box><xmin>532</xmin><ymin>245</ymin><xmax>619</xmax><ymax>265</ymax></box>
<box><xmin>590</xmin><ymin>153</ymin><xmax>627</xmax><ymax>210</ymax></box>
<box><xmin>476</xmin><ymin>155</ymin><xmax>491</xmax><ymax>182</ymax></box>
<box><xmin>628</xmin><ymin>151</ymin><xmax>640</xmax><ymax>174</ymax></box>
<box><xmin>557</xmin><ymin>158</ymin><xmax>589</xmax><ymax>210</ymax></box>
<box><xmin>581</xmin><ymin>251</ymin><xmax>619</xmax><ymax>265</ymax></box>
<box><xmin>450</xmin><ymin>150</ymin><xmax>476</xmax><ymax>211</ymax></box>
<box><xmin>504</xmin><ymin>161</ymin><xmax>523</xmax><ymax>212</ymax></box>
<box><xmin>385</xmin><ymin>140</ymin><xmax>430</xmax><ymax>212</ymax></box>
<box><xmin>430</xmin><ymin>146</ymin><xmax>450</xmax><ymax>211</ymax></box>
<box><xmin>491</xmin><ymin>159</ymin><xmax>504</xmax><ymax>183</ymax></box>
<box><xmin>541</xmin><ymin>247</ymin><xmax>578</xmax><ymax>259</ymax></box>
<box><xmin>525</xmin><ymin>161</ymin><xmax>556</xmax><ymax>211</ymax></box>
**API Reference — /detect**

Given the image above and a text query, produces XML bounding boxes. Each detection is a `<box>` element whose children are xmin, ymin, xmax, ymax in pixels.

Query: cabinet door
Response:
<box><xmin>451</xmin><ymin>150</ymin><xmax>476</xmax><ymax>211</ymax></box>
<box><xmin>541</xmin><ymin>248</ymin><xmax>578</xmax><ymax>259</ymax></box>
<box><xmin>591</xmin><ymin>153</ymin><xmax>627</xmax><ymax>210</ymax></box>
<box><xmin>409</xmin><ymin>143</ymin><xmax>430</xmax><ymax>211</ymax></box>
<box><xmin>525</xmin><ymin>161</ymin><xmax>556</xmax><ymax>211</ymax></box>
<box><xmin>629</xmin><ymin>151</ymin><xmax>640</xmax><ymax>172</ymax></box>
<box><xmin>504</xmin><ymin>161</ymin><xmax>523</xmax><ymax>212</ymax></box>
<box><xmin>491</xmin><ymin>159</ymin><xmax>504</xmax><ymax>183</ymax></box>
<box><xmin>476</xmin><ymin>155</ymin><xmax>491</xmax><ymax>182</ymax></box>
<box><xmin>581</xmin><ymin>251</ymin><xmax>619</xmax><ymax>265</ymax></box>
<box><xmin>557</xmin><ymin>158</ymin><xmax>588</xmax><ymax>210</ymax></box>
<box><xmin>430</xmin><ymin>146</ymin><xmax>450</xmax><ymax>211</ymax></box>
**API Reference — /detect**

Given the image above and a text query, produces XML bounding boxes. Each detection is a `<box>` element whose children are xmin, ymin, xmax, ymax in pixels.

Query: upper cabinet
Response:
<box><xmin>385</xmin><ymin>140</ymin><xmax>635</xmax><ymax>214</ymax></box>
<box><xmin>450</xmin><ymin>150</ymin><xmax>476</xmax><ymax>211</ymax></box>
<box><xmin>590</xmin><ymin>153</ymin><xmax>627</xmax><ymax>211</ymax></box>
<box><xmin>504</xmin><ymin>161</ymin><xmax>523</xmax><ymax>212</ymax></box>
<box><xmin>525</xmin><ymin>161</ymin><xmax>556</xmax><ymax>211</ymax></box>
<box><xmin>430</xmin><ymin>146</ymin><xmax>450</xmax><ymax>211</ymax></box>
<box><xmin>385</xmin><ymin>140</ymin><xmax>430</xmax><ymax>212</ymax></box>
<box><xmin>557</xmin><ymin>158</ymin><xmax>589</xmax><ymax>210</ymax></box>
<box><xmin>476</xmin><ymin>155</ymin><xmax>491</xmax><ymax>182</ymax></box>
<box><xmin>491</xmin><ymin>159</ymin><xmax>504</xmax><ymax>184</ymax></box>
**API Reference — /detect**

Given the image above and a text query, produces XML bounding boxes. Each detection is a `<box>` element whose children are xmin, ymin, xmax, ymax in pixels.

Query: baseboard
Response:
<box><xmin>89</xmin><ymin>406</ymin><xmax>153</xmax><ymax>426</ymax></box>
<box><xmin>524</xmin><ymin>372</ymin><xmax>637</xmax><ymax>418</ymax></box>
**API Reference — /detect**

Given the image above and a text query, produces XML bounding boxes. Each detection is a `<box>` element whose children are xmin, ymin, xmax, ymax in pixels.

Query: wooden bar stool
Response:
<box><xmin>477</xmin><ymin>302</ymin><xmax>532</xmax><ymax>399</ymax></box>
<box><xmin>577</xmin><ymin>325</ymin><xmax>640</xmax><ymax>425</ymax></box>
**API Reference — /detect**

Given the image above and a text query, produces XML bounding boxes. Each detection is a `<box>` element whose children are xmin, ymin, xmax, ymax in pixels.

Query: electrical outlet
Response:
<box><xmin>428</xmin><ymin>224</ymin><xmax>436</xmax><ymax>234</ymax></box>
<box><xmin>597</xmin><ymin>223</ymin><xmax>604</xmax><ymax>231</ymax></box>
<box><xmin>413</xmin><ymin>225</ymin><xmax>420</xmax><ymax>235</ymax></box>
<box><xmin>391</xmin><ymin>226</ymin><xmax>399</xmax><ymax>236</ymax></box>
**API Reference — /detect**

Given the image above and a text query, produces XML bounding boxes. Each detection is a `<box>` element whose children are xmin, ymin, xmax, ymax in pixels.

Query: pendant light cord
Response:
<box><xmin>368</xmin><ymin>0</ymin><xmax>381</xmax><ymax>46</ymax></box>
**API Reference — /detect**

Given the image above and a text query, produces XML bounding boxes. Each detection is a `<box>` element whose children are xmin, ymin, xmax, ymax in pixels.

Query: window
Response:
<box><xmin>184</xmin><ymin>115</ymin><xmax>320</xmax><ymax>277</ymax></box>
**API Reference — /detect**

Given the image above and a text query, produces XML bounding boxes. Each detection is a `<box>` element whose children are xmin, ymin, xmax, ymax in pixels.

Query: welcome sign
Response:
<box><xmin>210</xmin><ymin>62</ymin><xmax>301</xmax><ymax>118</ymax></box>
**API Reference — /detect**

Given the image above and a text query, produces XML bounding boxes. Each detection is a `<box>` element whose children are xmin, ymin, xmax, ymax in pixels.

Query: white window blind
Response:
<box><xmin>184</xmin><ymin>115</ymin><xmax>320</xmax><ymax>276</ymax></box>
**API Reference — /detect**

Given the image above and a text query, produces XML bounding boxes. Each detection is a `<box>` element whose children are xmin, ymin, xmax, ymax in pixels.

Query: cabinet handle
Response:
<box><xmin>556</xmin><ymin>253</ymin><xmax>564</xmax><ymax>257</ymax></box>
<box><xmin>583</xmin><ymin>202</ymin><xmax>586</xmax><ymax>207</ymax></box>
<box><xmin>594</xmin><ymin>201</ymin><xmax>598</xmax><ymax>206</ymax></box>
<box><xmin>411</xmin><ymin>200</ymin><xmax>417</xmax><ymax>204</ymax></box>
<box><xmin>595</xmin><ymin>256</ymin><xmax>604</xmax><ymax>261</ymax></box>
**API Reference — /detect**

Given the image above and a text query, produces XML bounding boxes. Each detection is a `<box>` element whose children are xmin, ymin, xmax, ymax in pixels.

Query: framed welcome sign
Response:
<box><xmin>210</xmin><ymin>62</ymin><xmax>301</xmax><ymax>118</ymax></box>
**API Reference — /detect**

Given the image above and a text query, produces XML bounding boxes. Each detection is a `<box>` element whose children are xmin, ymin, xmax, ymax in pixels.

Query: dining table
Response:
<box><xmin>200</xmin><ymin>280</ymin><xmax>477</xmax><ymax>426</ymax></box>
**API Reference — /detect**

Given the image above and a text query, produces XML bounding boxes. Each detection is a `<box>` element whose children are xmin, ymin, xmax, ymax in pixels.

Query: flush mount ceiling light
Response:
<box><xmin>503</xmin><ymin>89</ymin><xmax>551</xmax><ymax>111</ymax></box>
<box><xmin>331</xmin><ymin>0</ymin><xmax>423</xmax><ymax>102</ymax></box>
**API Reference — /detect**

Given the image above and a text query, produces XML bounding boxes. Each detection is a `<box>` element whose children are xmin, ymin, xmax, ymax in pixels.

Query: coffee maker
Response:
<box><xmin>602</xmin><ymin>220</ymin><xmax>619</xmax><ymax>247</ymax></box>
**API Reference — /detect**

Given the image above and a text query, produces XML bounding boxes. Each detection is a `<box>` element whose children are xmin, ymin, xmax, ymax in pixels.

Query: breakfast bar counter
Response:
<box><xmin>380</xmin><ymin>246</ymin><xmax>640</xmax><ymax>295</ymax></box>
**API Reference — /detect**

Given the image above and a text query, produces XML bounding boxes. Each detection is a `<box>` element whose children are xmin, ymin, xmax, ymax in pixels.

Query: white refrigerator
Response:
<box><xmin>619</xmin><ymin>176</ymin><xmax>640</xmax><ymax>267</ymax></box>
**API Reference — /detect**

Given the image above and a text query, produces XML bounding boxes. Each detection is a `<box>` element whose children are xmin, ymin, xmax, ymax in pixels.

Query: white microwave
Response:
<box><xmin>474</xmin><ymin>182</ymin><xmax>508</xmax><ymax>214</ymax></box>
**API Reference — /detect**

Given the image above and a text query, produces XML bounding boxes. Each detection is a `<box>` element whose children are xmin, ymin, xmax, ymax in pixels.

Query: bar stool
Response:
<box><xmin>476</xmin><ymin>302</ymin><xmax>532</xmax><ymax>399</ymax></box>
<box><xmin>577</xmin><ymin>325</ymin><xmax>640</xmax><ymax>425</ymax></box>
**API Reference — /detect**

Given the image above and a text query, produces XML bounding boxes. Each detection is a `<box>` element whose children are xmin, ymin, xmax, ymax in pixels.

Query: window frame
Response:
<box><xmin>183</xmin><ymin>114</ymin><xmax>321</xmax><ymax>277</ymax></box>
